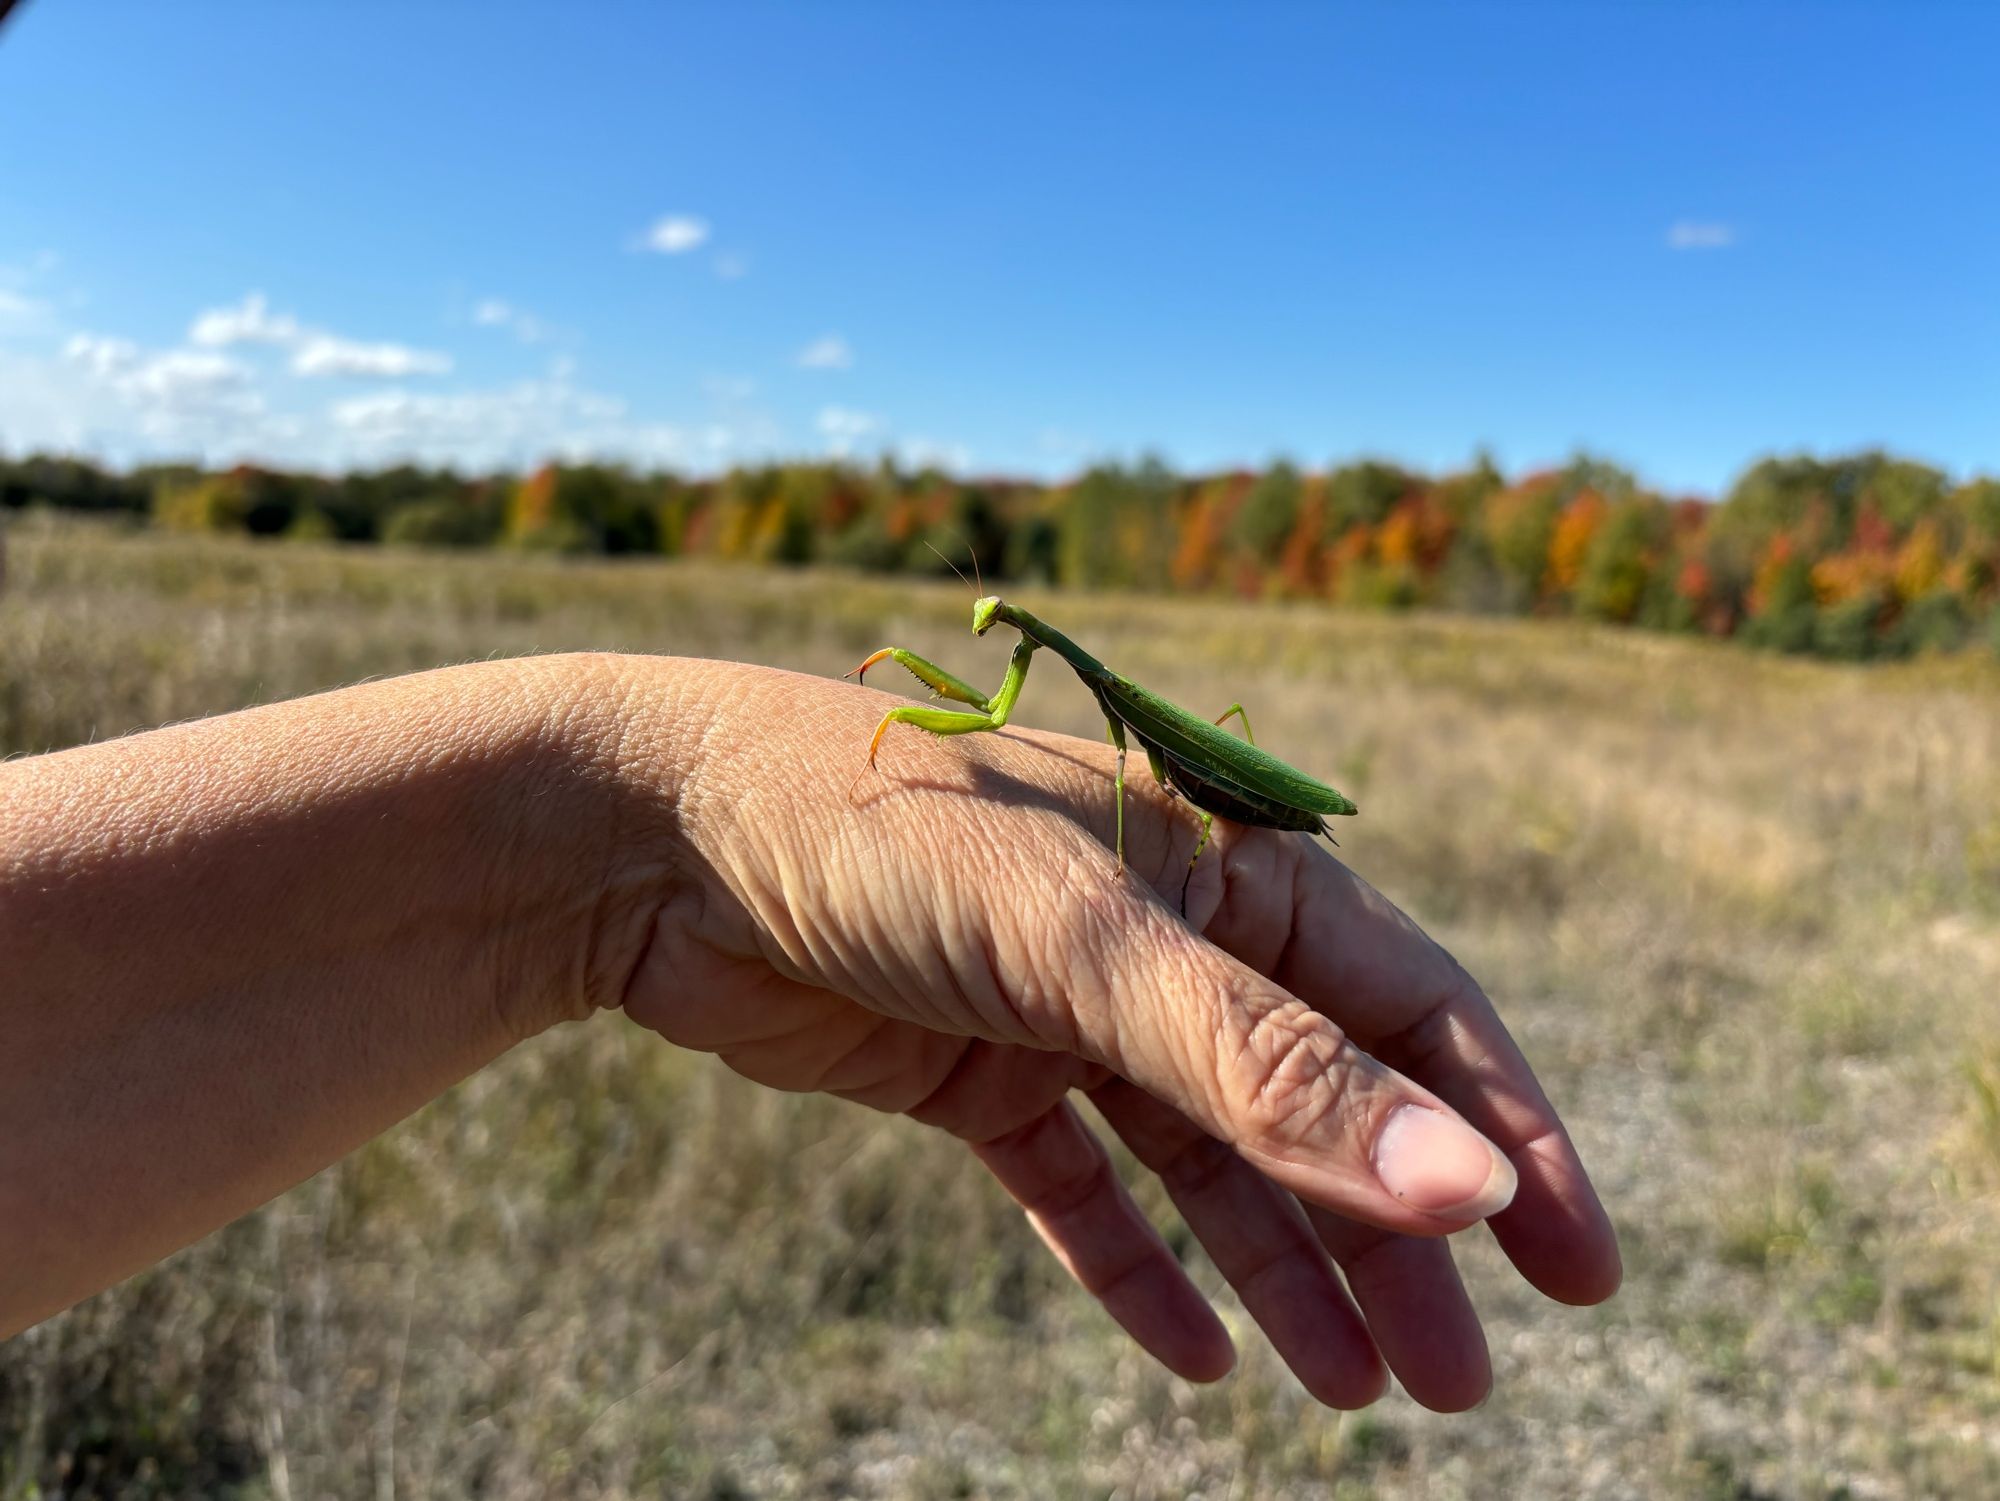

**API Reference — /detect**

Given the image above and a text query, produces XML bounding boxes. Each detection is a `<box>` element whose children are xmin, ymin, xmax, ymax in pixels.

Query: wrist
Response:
<box><xmin>496</xmin><ymin>653</ymin><xmax>712</xmax><ymax>1039</ymax></box>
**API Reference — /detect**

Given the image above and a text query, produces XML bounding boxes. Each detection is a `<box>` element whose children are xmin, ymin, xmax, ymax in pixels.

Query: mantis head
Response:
<box><xmin>971</xmin><ymin>596</ymin><xmax>1004</xmax><ymax>635</ymax></box>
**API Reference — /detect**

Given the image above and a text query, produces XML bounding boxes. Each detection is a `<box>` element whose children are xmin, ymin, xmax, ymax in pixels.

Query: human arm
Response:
<box><xmin>0</xmin><ymin>653</ymin><xmax>1619</xmax><ymax>1407</ymax></box>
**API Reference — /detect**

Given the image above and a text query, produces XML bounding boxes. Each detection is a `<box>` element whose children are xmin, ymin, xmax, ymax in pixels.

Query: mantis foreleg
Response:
<box><xmin>847</xmin><ymin>647</ymin><xmax>992</xmax><ymax>711</ymax></box>
<box><xmin>855</xmin><ymin>639</ymin><xmax>1037</xmax><ymax>765</ymax></box>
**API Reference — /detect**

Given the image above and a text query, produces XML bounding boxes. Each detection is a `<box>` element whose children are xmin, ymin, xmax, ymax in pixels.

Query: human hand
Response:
<box><xmin>611</xmin><ymin>658</ymin><xmax>1620</xmax><ymax>1412</ymax></box>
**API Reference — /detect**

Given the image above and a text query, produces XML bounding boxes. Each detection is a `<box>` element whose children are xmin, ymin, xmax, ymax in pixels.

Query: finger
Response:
<box><xmin>1089</xmin><ymin>1078</ymin><xmax>1388</xmax><ymax>1410</ymax></box>
<box><xmin>1303</xmin><ymin>1208</ymin><xmax>1490</xmax><ymax>1413</ymax></box>
<box><xmin>1033</xmin><ymin>864</ymin><xmax>1518</xmax><ymax>1237</ymax></box>
<box><xmin>1202</xmin><ymin>832</ymin><xmax>1622</xmax><ymax>1306</ymax></box>
<box><xmin>969</xmin><ymin>1100</ymin><xmax>1235</xmax><ymax>1383</ymax></box>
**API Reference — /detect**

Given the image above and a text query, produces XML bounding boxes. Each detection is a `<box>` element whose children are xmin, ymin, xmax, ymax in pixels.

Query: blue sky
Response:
<box><xmin>0</xmin><ymin>1</ymin><xmax>1992</xmax><ymax>495</ymax></box>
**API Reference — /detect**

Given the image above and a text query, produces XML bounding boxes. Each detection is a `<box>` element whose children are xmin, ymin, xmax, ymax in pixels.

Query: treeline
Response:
<box><xmin>4</xmin><ymin>448</ymin><xmax>1999</xmax><ymax>660</ymax></box>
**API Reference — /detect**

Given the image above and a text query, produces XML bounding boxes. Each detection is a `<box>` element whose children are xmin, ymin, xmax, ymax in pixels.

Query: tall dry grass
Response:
<box><xmin>4</xmin><ymin>513</ymin><xmax>2000</xmax><ymax>1499</ymax></box>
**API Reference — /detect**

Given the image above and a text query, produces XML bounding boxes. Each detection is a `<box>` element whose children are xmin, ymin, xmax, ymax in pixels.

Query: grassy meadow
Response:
<box><xmin>4</xmin><ymin>511</ymin><xmax>2000</xmax><ymax>1500</ymax></box>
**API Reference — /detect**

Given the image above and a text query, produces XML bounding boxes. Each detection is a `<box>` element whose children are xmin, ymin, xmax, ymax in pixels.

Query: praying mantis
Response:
<box><xmin>847</xmin><ymin>594</ymin><xmax>1357</xmax><ymax>910</ymax></box>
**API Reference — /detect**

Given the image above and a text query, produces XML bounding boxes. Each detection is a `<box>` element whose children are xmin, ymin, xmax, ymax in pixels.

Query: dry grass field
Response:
<box><xmin>5</xmin><ymin>512</ymin><xmax>2000</xmax><ymax>1500</ymax></box>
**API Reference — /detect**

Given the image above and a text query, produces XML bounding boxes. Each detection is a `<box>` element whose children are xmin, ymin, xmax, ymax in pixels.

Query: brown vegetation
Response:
<box><xmin>4</xmin><ymin>516</ymin><xmax>1999</xmax><ymax>1499</ymax></box>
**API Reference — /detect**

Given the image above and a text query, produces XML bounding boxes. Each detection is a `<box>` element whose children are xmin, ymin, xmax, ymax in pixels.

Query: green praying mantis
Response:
<box><xmin>846</xmin><ymin>592</ymin><xmax>1358</xmax><ymax>911</ymax></box>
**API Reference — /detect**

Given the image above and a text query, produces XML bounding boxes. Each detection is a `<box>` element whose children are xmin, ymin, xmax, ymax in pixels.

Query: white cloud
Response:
<box><xmin>326</xmin><ymin>375</ymin><xmax>717</xmax><ymax>469</ymax></box>
<box><xmin>471</xmin><ymin>297</ymin><xmax>549</xmax><ymax>343</ymax></box>
<box><xmin>65</xmin><ymin>335</ymin><xmax>251</xmax><ymax>406</ymax></box>
<box><xmin>59</xmin><ymin>332</ymin><xmax>265</xmax><ymax>447</ymax></box>
<box><xmin>896</xmin><ymin>436</ymin><xmax>972</xmax><ymax>474</ymax></box>
<box><xmin>796</xmin><ymin>334</ymin><xmax>854</xmax><ymax>371</ymax></box>
<box><xmin>291</xmin><ymin>335</ymin><xmax>452</xmax><ymax>378</ymax></box>
<box><xmin>64</xmin><ymin>333</ymin><xmax>140</xmax><ymax>378</ymax></box>
<box><xmin>816</xmin><ymin>404</ymin><xmax>879</xmax><ymax>456</ymax></box>
<box><xmin>0</xmin><ymin>288</ymin><xmax>52</xmax><ymax>332</ymax></box>
<box><xmin>122</xmin><ymin>349</ymin><xmax>252</xmax><ymax>407</ymax></box>
<box><xmin>187</xmin><ymin>291</ymin><xmax>451</xmax><ymax>377</ymax></box>
<box><xmin>1667</xmin><ymin>220</ymin><xmax>1736</xmax><ymax>251</ymax></box>
<box><xmin>816</xmin><ymin>405</ymin><xmax>877</xmax><ymax>438</ymax></box>
<box><xmin>643</xmin><ymin>215</ymin><xmax>711</xmax><ymax>254</ymax></box>
<box><xmin>190</xmin><ymin>292</ymin><xmax>301</xmax><ymax>347</ymax></box>
<box><xmin>11</xmin><ymin>279</ymin><xmax>794</xmax><ymax>472</ymax></box>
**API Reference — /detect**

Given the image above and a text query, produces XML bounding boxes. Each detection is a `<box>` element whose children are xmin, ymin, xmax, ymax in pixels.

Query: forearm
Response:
<box><xmin>0</xmin><ymin>653</ymin><xmax>692</xmax><ymax>1337</ymax></box>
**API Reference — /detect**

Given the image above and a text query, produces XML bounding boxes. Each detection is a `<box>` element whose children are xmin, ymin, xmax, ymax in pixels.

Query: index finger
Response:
<box><xmin>1199</xmin><ymin>830</ymin><xmax>1622</xmax><ymax>1307</ymax></box>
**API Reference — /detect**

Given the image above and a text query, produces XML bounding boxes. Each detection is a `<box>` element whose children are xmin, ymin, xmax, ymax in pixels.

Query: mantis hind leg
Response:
<box><xmin>1215</xmin><ymin>703</ymin><xmax>1257</xmax><ymax>745</ymax></box>
<box><xmin>1179</xmin><ymin>809</ymin><xmax>1215</xmax><ymax>917</ymax></box>
<box><xmin>1105</xmin><ymin>719</ymin><xmax>1129</xmax><ymax>874</ymax></box>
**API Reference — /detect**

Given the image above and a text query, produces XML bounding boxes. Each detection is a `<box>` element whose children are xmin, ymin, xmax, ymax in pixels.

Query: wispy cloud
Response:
<box><xmin>64</xmin><ymin>332</ymin><xmax>265</xmax><ymax>438</ymax></box>
<box><xmin>1667</xmin><ymin>220</ymin><xmax>1736</xmax><ymax>251</ymax></box>
<box><xmin>796</xmin><ymin>334</ymin><xmax>854</xmax><ymax>371</ymax></box>
<box><xmin>63</xmin><ymin>333</ymin><xmax>141</xmax><ymax>378</ymax></box>
<box><xmin>896</xmin><ymin>436</ymin><xmax>971</xmax><ymax>474</ymax></box>
<box><xmin>712</xmin><ymin>252</ymin><xmax>749</xmax><ymax>281</ymax></box>
<box><xmin>13</xmin><ymin>277</ymin><xmax>791</xmax><ymax>473</ymax></box>
<box><xmin>326</xmin><ymin>371</ymin><xmax>771</xmax><ymax>470</ymax></box>
<box><xmin>471</xmin><ymin>297</ymin><xmax>549</xmax><ymax>344</ymax></box>
<box><xmin>190</xmin><ymin>292</ymin><xmax>301</xmax><ymax>347</ymax></box>
<box><xmin>189</xmin><ymin>291</ymin><xmax>451</xmax><ymax>377</ymax></box>
<box><xmin>292</xmin><ymin>335</ymin><xmax>451</xmax><ymax>379</ymax></box>
<box><xmin>816</xmin><ymin>404</ymin><xmax>877</xmax><ymax>455</ymax></box>
<box><xmin>643</xmin><ymin>215</ymin><xmax>711</xmax><ymax>254</ymax></box>
<box><xmin>0</xmin><ymin>288</ymin><xmax>51</xmax><ymax>331</ymax></box>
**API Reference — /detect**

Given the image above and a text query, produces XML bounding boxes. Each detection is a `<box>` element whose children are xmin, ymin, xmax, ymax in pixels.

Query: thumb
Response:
<box><xmin>1053</xmin><ymin>885</ymin><xmax>1517</xmax><ymax>1236</ymax></box>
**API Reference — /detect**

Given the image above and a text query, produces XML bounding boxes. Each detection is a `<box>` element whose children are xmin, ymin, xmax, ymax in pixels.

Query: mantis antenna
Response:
<box><xmin>921</xmin><ymin>536</ymin><xmax>981</xmax><ymax>596</ymax></box>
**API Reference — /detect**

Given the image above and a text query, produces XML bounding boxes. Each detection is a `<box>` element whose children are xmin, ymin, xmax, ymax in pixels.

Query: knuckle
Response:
<box><xmin>1222</xmin><ymin>999</ymin><xmax>1364</xmax><ymax>1153</ymax></box>
<box><xmin>1157</xmin><ymin>1130</ymin><xmax>1240</xmax><ymax>1201</ymax></box>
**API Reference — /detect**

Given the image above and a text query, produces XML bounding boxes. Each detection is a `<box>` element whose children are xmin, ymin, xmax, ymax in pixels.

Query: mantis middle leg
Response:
<box><xmin>1105</xmin><ymin>717</ymin><xmax>1129</xmax><ymax>873</ymax></box>
<box><xmin>1214</xmin><ymin>703</ymin><xmax>1257</xmax><ymax>744</ymax></box>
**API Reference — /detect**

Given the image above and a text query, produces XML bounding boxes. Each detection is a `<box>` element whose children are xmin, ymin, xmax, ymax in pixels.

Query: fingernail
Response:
<box><xmin>1372</xmin><ymin>1104</ymin><xmax>1518</xmax><ymax>1220</ymax></box>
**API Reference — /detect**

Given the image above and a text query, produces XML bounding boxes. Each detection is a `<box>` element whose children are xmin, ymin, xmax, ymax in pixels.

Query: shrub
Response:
<box><xmin>382</xmin><ymin>499</ymin><xmax>499</xmax><ymax>549</ymax></box>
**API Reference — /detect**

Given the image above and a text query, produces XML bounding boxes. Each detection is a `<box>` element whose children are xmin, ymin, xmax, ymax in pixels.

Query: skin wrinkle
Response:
<box><xmin>1237</xmin><ymin>1002</ymin><xmax>1364</xmax><ymax>1157</ymax></box>
<box><xmin>1039</xmin><ymin>844</ymin><xmax>1133</xmax><ymax>1061</ymax></box>
<box><xmin>945</xmin><ymin>822</ymin><xmax>1070</xmax><ymax>1047</ymax></box>
<box><xmin>901</xmin><ymin>1036</ymin><xmax>995</xmax><ymax>1127</ymax></box>
<box><xmin>542</xmin><ymin>661</ymin><xmax>657</xmax><ymax>1020</ymax></box>
<box><xmin>791</xmin><ymin>1012</ymin><xmax>902</xmax><ymax>1098</ymax></box>
<box><xmin>771</xmin><ymin>828</ymin><xmax>845</xmax><ymax>1002</ymax></box>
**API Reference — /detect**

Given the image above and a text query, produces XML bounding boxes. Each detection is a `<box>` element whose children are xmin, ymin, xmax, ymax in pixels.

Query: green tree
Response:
<box><xmin>1575</xmin><ymin>498</ymin><xmax>1667</xmax><ymax>623</ymax></box>
<box><xmin>1055</xmin><ymin>459</ymin><xmax>1177</xmax><ymax>590</ymax></box>
<box><xmin>1324</xmin><ymin>461</ymin><xmax>1409</xmax><ymax>533</ymax></box>
<box><xmin>1227</xmin><ymin>460</ymin><xmax>1303</xmax><ymax>564</ymax></box>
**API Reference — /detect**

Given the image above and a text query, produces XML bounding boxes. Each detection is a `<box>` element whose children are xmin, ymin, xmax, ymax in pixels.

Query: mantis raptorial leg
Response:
<box><xmin>851</xmin><ymin>638</ymin><xmax>1036</xmax><ymax>764</ymax></box>
<box><xmin>848</xmin><ymin>647</ymin><xmax>992</xmax><ymax>712</ymax></box>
